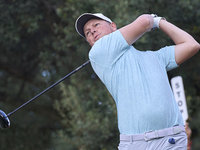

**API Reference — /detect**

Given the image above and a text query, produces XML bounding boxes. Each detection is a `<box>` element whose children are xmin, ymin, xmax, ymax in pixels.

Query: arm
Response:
<box><xmin>159</xmin><ymin>19</ymin><xmax>200</xmax><ymax>65</ymax></box>
<box><xmin>119</xmin><ymin>14</ymin><xmax>154</xmax><ymax>45</ymax></box>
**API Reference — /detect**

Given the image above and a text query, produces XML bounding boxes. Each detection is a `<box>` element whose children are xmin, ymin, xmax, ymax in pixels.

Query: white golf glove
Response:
<box><xmin>151</xmin><ymin>14</ymin><xmax>166</xmax><ymax>30</ymax></box>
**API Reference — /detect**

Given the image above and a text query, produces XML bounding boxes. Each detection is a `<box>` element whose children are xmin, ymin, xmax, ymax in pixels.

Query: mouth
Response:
<box><xmin>95</xmin><ymin>34</ymin><xmax>100</xmax><ymax>41</ymax></box>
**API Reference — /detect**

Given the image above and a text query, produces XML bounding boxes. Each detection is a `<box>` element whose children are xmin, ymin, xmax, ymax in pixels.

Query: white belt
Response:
<box><xmin>120</xmin><ymin>125</ymin><xmax>185</xmax><ymax>142</ymax></box>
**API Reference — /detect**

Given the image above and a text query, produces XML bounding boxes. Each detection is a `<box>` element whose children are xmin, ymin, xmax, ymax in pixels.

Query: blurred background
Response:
<box><xmin>0</xmin><ymin>0</ymin><xmax>199</xmax><ymax>149</ymax></box>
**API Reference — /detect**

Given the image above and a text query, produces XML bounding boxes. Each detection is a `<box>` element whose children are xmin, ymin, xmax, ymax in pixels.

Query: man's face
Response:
<box><xmin>84</xmin><ymin>18</ymin><xmax>117</xmax><ymax>47</ymax></box>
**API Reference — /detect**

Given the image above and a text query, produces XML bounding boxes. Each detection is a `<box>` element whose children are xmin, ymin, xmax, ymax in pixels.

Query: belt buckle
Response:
<box><xmin>144</xmin><ymin>130</ymin><xmax>159</xmax><ymax>141</ymax></box>
<box><xmin>144</xmin><ymin>130</ymin><xmax>153</xmax><ymax>141</ymax></box>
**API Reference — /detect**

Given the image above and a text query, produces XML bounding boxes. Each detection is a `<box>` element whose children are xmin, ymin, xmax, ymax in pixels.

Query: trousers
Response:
<box><xmin>118</xmin><ymin>126</ymin><xmax>187</xmax><ymax>150</ymax></box>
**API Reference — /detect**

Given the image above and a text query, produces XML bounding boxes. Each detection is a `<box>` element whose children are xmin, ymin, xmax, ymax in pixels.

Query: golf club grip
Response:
<box><xmin>7</xmin><ymin>60</ymin><xmax>90</xmax><ymax>117</ymax></box>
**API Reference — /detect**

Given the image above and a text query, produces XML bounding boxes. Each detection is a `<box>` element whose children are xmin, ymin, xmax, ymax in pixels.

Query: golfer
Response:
<box><xmin>75</xmin><ymin>13</ymin><xmax>199</xmax><ymax>149</ymax></box>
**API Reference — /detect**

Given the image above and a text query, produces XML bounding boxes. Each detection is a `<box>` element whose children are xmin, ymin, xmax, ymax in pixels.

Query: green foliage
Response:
<box><xmin>52</xmin><ymin>81</ymin><xmax>118</xmax><ymax>150</ymax></box>
<box><xmin>0</xmin><ymin>0</ymin><xmax>200</xmax><ymax>149</ymax></box>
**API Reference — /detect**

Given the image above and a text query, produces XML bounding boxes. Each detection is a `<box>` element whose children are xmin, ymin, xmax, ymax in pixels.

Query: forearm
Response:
<box><xmin>159</xmin><ymin>19</ymin><xmax>198</xmax><ymax>45</ymax></box>
<box><xmin>159</xmin><ymin>19</ymin><xmax>200</xmax><ymax>65</ymax></box>
<box><xmin>119</xmin><ymin>14</ymin><xmax>154</xmax><ymax>45</ymax></box>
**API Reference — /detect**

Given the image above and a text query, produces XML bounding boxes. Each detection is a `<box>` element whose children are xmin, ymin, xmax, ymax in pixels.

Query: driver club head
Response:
<box><xmin>0</xmin><ymin>110</ymin><xmax>10</xmax><ymax>129</ymax></box>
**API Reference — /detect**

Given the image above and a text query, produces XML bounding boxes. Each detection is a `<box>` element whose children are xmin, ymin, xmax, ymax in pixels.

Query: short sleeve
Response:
<box><xmin>155</xmin><ymin>45</ymin><xmax>178</xmax><ymax>71</ymax></box>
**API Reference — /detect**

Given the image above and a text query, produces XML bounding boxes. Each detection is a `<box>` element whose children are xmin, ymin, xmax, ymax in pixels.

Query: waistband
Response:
<box><xmin>120</xmin><ymin>125</ymin><xmax>185</xmax><ymax>142</ymax></box>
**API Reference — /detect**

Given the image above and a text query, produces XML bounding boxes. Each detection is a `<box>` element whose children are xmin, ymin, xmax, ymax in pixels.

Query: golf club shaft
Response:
<box><xmin>7</xmin><ymin>60</ymin><xmax>90</xmax><ymax>117</ymax></box>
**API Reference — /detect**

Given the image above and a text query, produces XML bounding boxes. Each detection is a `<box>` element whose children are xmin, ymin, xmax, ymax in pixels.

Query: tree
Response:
<box><xmin>0</xmin><ymin>0</ymin><xmax>66</xmax><ymax>149</ymax></box>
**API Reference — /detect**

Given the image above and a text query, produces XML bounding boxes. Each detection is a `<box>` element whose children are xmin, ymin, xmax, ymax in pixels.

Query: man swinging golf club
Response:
<box><xmin>75</xmin><ymin>13</ymin><xmax>200</xmax><ymax>149</ymax></box>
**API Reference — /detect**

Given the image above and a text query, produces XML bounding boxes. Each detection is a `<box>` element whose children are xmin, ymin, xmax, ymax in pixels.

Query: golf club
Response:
<box><xmin>0</xmin><ymin>60</ymin><xmax>90</xmax><ymax>129</ymax></box>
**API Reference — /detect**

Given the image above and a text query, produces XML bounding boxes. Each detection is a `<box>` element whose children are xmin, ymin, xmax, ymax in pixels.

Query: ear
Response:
<box><xmin>110</xmin><ymin>22</ymin><xmax>117</xmax><ymax>31</ymax></box>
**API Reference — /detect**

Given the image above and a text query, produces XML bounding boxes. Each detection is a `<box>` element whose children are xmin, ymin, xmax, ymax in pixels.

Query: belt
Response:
<box><xmin>120</xmin><ymin>125</ymin><xmax>185</xmax><ymax>142</ymax></box>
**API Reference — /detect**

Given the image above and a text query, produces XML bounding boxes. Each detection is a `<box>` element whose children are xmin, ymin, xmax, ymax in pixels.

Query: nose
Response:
<box><xmin>91</xmin><ymin>28</ymin><xmax>96</xmax><ymax>34</ymax></box>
